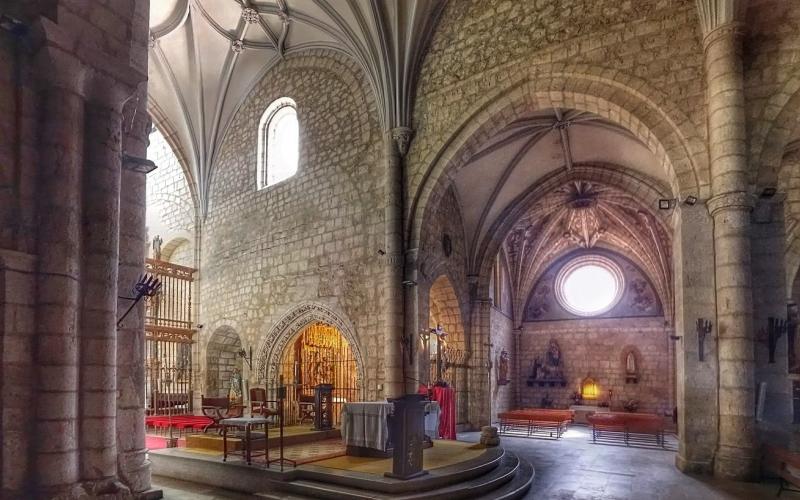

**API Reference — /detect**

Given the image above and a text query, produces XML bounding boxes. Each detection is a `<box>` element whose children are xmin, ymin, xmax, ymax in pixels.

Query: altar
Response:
<box><xmin>340</xmin><ymin>401</ymin><xmax>441</xmax><ymax>457</ymax></box>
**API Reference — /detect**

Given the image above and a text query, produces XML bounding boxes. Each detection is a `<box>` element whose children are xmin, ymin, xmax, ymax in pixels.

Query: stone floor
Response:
<box><xmin>152</xmin><ymin>427</ymin><xmax>796</xmax><ymax>499</ymax></box>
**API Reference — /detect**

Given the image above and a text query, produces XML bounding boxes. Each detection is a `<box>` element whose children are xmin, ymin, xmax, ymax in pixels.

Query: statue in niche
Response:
<box><xmin>152</xmin><ymin>235</ymin><xmax>163</xmax><ymax>261</ymax></box>
<box><xmin>229</xmin><ymin>368</ymin><xmax>243</xmax><ymax>404</ymax></box>
<box><xmin>547</xmin><ymin>339</ymin><xmax>561</xmax><ymax>368</ymax></box>
<box><xmin>497</xmin><ymin>350</ymin><xmax>510</xmax><ymax>385</ymax></box>
<box><xmin>625</xmin><ymin>351</ymin><xmax>638</xmax><ymax>383</ymax></box>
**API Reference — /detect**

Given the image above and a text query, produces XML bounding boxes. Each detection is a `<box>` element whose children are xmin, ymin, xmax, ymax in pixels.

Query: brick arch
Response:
<box><xmin>205</xmin><ymin>326</ymin><xmax>243</xmax><ymax>398</ymax></box>
<box><xmin>407</xmin><ymin>65</ymin><xmax>707</xmax><ymax>252</ymax></box>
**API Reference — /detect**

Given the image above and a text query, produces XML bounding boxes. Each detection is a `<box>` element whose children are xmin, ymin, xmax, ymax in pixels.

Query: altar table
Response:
<box><xmin>341</xmin><ymin>402</ymin><xmax>393</xmax><ymax>453</ymax></box>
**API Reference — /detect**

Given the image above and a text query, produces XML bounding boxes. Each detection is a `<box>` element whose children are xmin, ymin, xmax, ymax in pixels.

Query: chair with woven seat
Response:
<box><xmin>250</xmin><ymin>387</ymin><xmax>279</xmax><ymax>423</ymax></box>
<box><xmin>201</xmin><ymin>395</ymin><xmax>244</xmax><ymax>433</ymax></box>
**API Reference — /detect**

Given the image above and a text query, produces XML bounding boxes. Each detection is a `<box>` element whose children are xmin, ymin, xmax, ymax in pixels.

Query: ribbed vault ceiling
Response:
<box><xmin>149</xmin><ymin>0</ymin><xmax>446</xmax><ymax>213</ymax></box>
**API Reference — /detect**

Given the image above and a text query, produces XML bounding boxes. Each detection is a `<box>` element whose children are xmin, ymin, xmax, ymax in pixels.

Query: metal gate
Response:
<box><xmin>277</xmin><ymin>322</ymin><xmax>361</xmax><ymax>426</ymax></box>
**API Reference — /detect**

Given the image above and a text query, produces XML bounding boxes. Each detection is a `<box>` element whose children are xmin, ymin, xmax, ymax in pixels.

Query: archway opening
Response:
<box><xmin>277</xmin><ymin>322</ymin><xmax>361</xmax><ymax>426</ymax></box>
<box><xmin>427</xmin><ymin>275</ymin><xmax>467</xmax><ymax>425</ymax></box>
<box><xmin>206</xmin><ymin>327</ymin><xmax>243</xmax><ymax>400</ymax></box>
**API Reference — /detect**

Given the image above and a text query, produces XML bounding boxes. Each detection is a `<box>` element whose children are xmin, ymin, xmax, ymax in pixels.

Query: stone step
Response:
<box><xmin>255</xmin><ymin>451</ymin><xmax>527</xmax><ymax>500</ymax></box>
<box><xmin>475</xmin><ymin>456</ymin><xmax>534</xmax><ymax>500</ymax></box>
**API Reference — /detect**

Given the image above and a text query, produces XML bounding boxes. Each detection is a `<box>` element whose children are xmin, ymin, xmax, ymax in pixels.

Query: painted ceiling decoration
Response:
<box><xmin>501</xmin><ymin>174</ymin><xmax>673</xmax><ymax>321</ymax></box>
<box><xmin>148</xmin><ymin>0</ymin><xmax>447</xmax><ymax>215</ymax></box>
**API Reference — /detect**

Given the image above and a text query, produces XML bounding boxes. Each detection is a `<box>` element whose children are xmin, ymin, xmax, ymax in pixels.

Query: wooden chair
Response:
<box><xmin>250</xmin><ymin>387</ymin><xmax>279</xmax><ymax>422</ymax></box>
<box><xmin>200</xmin><ymin>395</ymin><xmax>244</xmax><ymax>433</ymax></box>
<box><xmin>296</xmin><ymin>394</ymin><xmax>316</xmax><ymax>425</ymax></box>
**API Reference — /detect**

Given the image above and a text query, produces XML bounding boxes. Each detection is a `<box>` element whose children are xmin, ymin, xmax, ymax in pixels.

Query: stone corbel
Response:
<box><xmin>122</xmin><ymin>153</ymin><xmax>157</xmax><ymax>174</ymax></box>
<box><xmin>391</xmin><ymin>127</ymin><xmax>414</xmax><ymax>157</ymax></box>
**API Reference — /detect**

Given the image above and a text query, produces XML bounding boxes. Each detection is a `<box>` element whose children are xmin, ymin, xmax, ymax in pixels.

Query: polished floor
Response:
<box><xmin>152</xmin><ymin>427</ymin><xmax>794</xmax><ymax>499</ymax></box>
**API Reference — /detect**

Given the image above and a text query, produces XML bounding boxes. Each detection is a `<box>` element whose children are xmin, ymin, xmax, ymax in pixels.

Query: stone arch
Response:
<box><xmin>254</xmin><ymin>302</ymin><xmax>366</xmax><ymax>396</ymax></box>
<box><xmin>160</xmin><ymin>236</ymin><xmax>192</xmax><ymax>264</ymax></box>
<box><xmin>428</xmin><ymin>275</ymin><xmax>467</xmax><ymax>348</ymax></box>
<box><xmin>408</xmin><ymin>65</ymin><xmax>708</xmax><ymax>254</ymax></box>
<box><xmin>205</xmin><ymin>326</ymin><xmax>243</xmax><ymax>398</ymax></box>
<box><xmin>475</xmin><ymin>164</ymin><xmax>673</xmax><ymax>321</ymax></box>
<box><xmin>753</xmin><ymin>67</ymin><xmax>800</xmax><ymax>189</ymax></box>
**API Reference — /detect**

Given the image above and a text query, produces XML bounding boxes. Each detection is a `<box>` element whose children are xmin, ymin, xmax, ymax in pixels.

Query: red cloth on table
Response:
<box><xmin>432</xmin><ymin>385</ymin><xmax>456</xmax><ymax>440</ymax></box>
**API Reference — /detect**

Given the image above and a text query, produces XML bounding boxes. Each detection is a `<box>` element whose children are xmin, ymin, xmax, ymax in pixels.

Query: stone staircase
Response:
<box><xmin>254</xmin><ymin>448</ymin><xmax>534</xmax><ymax>500</ymax></box>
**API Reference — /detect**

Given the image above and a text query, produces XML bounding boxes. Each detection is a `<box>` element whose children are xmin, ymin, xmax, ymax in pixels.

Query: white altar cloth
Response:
<box><xmin>341</xmin><ymin>402</ymin><xmax>393</xmax><ymax>451</ymax></box>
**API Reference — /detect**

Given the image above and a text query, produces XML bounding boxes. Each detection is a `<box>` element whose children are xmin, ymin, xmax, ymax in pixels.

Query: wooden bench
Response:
<box><xmin>764</xmin><ymin>444</ymin><xmax>800</xmax><ymax>496</ymax></box>
<box><xmin>498</xmin><ymin>409</ymin><xmax>574</xmax><ymax>439</ymax></box>
<box><xmin>587</xmin><ymin>412</ymin><xmax>665</xmax><ymax>447</ymax></box>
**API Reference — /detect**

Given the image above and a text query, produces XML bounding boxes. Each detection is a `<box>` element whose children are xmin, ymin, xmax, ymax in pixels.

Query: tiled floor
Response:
<box><xmin>152</xmin><ymin>427</ymin><xmax>797</xmax><ymax>499</ymax></box>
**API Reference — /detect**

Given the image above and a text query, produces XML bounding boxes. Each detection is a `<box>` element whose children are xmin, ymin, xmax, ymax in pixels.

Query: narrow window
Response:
<box><xmin>257</xmin><ymin>97</ymin><xmax>298</xmax><ymax>189</ymax></box>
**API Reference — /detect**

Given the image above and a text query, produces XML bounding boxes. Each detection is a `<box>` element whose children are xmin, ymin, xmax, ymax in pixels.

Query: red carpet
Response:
<box><xmin>146</xmin><ymin>435</ymin><xmax>186</xmax><ymax>450</ymax></box>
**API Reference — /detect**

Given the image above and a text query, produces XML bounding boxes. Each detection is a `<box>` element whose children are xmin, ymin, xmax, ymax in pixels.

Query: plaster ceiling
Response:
<box><xmin>451</xmin><ymin>109</ymin><xmax>665</xmax><ymax>270</ymax></box>
<box><xmin>148</xmin><ymin>0</ymin><xmax>446</xmax><ymax>213</ymax></box>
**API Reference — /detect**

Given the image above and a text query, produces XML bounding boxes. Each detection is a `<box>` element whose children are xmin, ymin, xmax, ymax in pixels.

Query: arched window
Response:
<box><xmin>257</xmin><ymin>97</ymin><xmax>298</xmax><ymax>189</ymax></box>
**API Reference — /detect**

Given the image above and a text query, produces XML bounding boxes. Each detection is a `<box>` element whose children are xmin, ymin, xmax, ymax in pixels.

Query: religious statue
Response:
<box><xmin>625</xmin><ymin>351</ymin><xmax>638</xmax><ymax>383</ymax></box>
<box><xmin>152</xmin><ymin>235</ymin><xmax>163</xmax><ymax>261</ymax></box>
<box><xmin>497</xmin><ymin>350</ymin><xmax>510</xmax><ymax>385</ymax></box>
<box><xmin>229</xmin><ymin>368</ymin><xmax>243</xmax><ymax>404</ymax></box>
<box><xmin>547</xmin><ymin>339</ymin><xmax>561</xmax><ymax>367</ymax></box>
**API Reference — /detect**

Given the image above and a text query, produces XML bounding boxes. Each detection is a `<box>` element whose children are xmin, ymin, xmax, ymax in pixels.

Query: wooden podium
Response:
<box><xmin>385</xmin><ymin>393</ymin><xmax>429</xmax><ymax>480</ymax></box>
<box><xmin>313</xmin><ymin>383</ymin><xmax>334</xmax><ymax>431</ymax></box>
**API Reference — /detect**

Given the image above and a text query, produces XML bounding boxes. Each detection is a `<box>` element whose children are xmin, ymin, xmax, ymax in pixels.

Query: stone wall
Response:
<box><xmin>145</xmin><ymin>127</ymin><xmax>195</xmax><ymax>265</ymax></box>
<box><xmin>519</xmin><ymin>317</ymin><xmax>672</xmax><ymax>415</ymax></box>
<box><xmin>200</xmin><ymin>50</ymin><xmax>385</xmax><ymax>400</ymax></box>
<box><xmin>490</xmin><ymin>307</ymin><xmax>514</xmax><ymax>422</ymax></box>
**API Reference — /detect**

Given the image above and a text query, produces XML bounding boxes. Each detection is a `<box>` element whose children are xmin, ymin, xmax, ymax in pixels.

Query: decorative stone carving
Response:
<box><xmin>241</xmin><ymin>7</ymin><xmax>260</xmax><ymax>24</ymax></box>
<box><xmin>391</xmin><ymin>127</ymin><xmax>414</xmax><ymax>157</ymax></box>
<box><xmin>497</xmin><ymin>350</ymin><xmax>510</xmax><ymax>385</ymax></box>
<box><xmin>231</xmin><ymin>39</ymin><xmax>245</xmax><ymax>53</ymax></box>
<box><xmin>255</xmin><ymin>302</ymin><xmax>366</xmax><ymax>393</ymax></box>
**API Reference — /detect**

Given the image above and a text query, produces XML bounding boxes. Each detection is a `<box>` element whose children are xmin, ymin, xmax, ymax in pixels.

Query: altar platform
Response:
<box><xmin>150</xmin><ymin>438</ymin><xmax>534</xmax><ymax>499</ymax></box>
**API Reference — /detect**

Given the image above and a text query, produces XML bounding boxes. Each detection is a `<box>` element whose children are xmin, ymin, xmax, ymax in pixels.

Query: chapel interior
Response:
<box><xmin>2</xmin><ymin>1</ymin><xmax>800</xmax><ymax>499</ymax></box>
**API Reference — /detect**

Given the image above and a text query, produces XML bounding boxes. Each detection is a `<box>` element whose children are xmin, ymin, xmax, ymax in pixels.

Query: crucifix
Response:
<box><xmin>421</xmin><ymin>324</ymin><xmax>448</xmax><ymax>383</ymax></box>
<box><xmin>697</xmin><ymin>318</ymin><xmax>713</xmax><ymax>362</ymax></box>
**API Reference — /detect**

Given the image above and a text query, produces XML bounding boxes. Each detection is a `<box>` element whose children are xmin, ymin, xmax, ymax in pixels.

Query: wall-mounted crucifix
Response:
<box><xmin>697</xmin><ymin>318</ymin><xmax>713</xmax><ymax>362</ymax></box>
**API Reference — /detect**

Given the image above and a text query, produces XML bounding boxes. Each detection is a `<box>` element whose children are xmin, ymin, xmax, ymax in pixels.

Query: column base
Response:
<box><xmin>675</xmin><ymin>454</ymin><xmax>713</xmax><ymax>475</ymax></box>
<box><xmin>714</xmin><ymin>446</ymin><xmax>759</xmax><ymax>481</ymax></box>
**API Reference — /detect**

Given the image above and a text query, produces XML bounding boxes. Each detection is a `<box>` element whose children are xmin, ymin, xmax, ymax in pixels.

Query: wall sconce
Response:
<box><xmin>658</xmin><ymin>199</ymin><xmax>675</xmax><ymax>210</ymax></box>
<box><xmin>237</xmin><ymin>346</ymin><xmax>253</xmax><ymax>370</ymax></box>
<box><xmin>117</xmin><ymin>274</ymin><xmax>162</xmax><ymax>328</ymax></box>
<box><xmin>697</xmin><ymin>318</ymin><xmax>713</xmax><ymax>361</ymax></box>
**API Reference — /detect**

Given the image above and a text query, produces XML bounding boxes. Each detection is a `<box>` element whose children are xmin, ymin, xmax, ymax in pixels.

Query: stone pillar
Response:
<box><xmin>383</xmin><ymin>130</ymin><xmax>405</xmax><ymax>398</ymax></box>
<box><xmin>79</xmin><ymin>82</ymin><xmax>126</xmax><ymax>486</ymax></box>
<box><xmin>117</xmin><ymin>85</ymin><xmax>154</xmax><ymax>494</ymax></box>
<box><xmin>403</xmin><ymin>248</ymin><xmax>420</xmax><ymax>394</ymax></box>
<box><xmin>512</xmin><ymin>327</ymin><xmax>522</xmax><ymax>408</ymax></box>
<box><xmin>674</xmin><ymin>205</ymin><xmax>718</xmax><ymax>474</ymax></box>
<box><xmin>32</xmin><ymin>51</ymin><xmax>87</xmax><ymax>494</ymax></box>
<box><xmin>751</xmin><ymin>197</ymin><xmax>792</xmax><ymax>427</ymax></box>
<box><xmin>468</xmin><ymin>278</ymin><xmax>492</xmax><ymax>428</ymax></box>
<box><xmin>702</xmin><ymin>20</ymin><xmax>758</xmax><ymax>479</ymax></box>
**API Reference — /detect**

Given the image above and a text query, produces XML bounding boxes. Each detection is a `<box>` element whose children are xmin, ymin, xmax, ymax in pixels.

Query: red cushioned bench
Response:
<box><xmin>498</xmin><ymin>409</ymin><xmax>574</xmax><ymax>439</ymax></box>
<box><xmin>587</xmin><ymin>412</ymin><xmax>665</xmax><ymax>447</ymax></box>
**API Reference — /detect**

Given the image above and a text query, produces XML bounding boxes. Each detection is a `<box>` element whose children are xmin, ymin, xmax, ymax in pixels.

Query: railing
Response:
<box><xmin>144</xmin><ymin>258</ymin><xmax>196</xmax><ymax>415</ymax></box>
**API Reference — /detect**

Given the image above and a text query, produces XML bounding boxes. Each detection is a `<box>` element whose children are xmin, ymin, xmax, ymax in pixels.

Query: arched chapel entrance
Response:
<box><xmin>277</xmin><ymin>322</ymin><xmax>361</xmax><ymax>425</ymax></box>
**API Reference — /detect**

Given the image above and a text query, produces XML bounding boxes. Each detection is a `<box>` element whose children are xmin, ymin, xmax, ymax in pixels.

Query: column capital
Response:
<box><xmin>702</xmin><ymin>21</ymin><xmax>746</xmax><ymax>52</ymax></box>
<box><xmin>390</xmin><ymin>127</ymin><xmax>414</xmax><ymax>157</ymax></box>
<box><xmin>706</xmin><ymin>191</ymin><xmax>754</xmax><ymax>217</ymax></box>
<box><xmin>512</xmin><ymin>327</ymin><xmax>523</xmax><ymax>336</ymax></box>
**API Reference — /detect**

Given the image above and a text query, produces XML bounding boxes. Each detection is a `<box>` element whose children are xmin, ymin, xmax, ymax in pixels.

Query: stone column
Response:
<box><xmin>702</xmin><ymin>19</ymin><xmax>758</xmax><ymax>479</ymax></box>
<box><xmin>79</xmin><ymin>82</ymin><xmax>126</xmax><ymax>487</ymax></box>
<box><xmin>673</xmin><ymin>204</ymin><xmax>718</xmax><ymax>474</ymax></box>
<box><xmin>32</xmin><ymin>50</ymin><xmax>87</xmax><ymax>494</ymax></box>
<box><xmin>403</xmin><ymin>248</ymin><xmax>421</xmax><ymax>394</ymax></box>
<box><xmin>468</xmin><ymin>279</ymin><xmax>492</xmax><ymax>428</ymax></box>
<box><xmin>383</xmin><ymin>130</ymin><xmax>405</xmax><ymax>398</ymax></box>
<box><xmin>512</xmin><ymin>327</ymin><xmax>522</xmax><ymax>408</ymax></box>
<box><xmin>751</xmin><ymin>197</ymin><xmax>792</xmax><ymax>427</ymax></box>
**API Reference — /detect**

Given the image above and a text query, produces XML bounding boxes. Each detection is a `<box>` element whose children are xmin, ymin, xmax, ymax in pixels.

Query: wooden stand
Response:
<box><xmin>267</xmin><ymin>383</ymin><xmax>296</xmax><ymax>470</ymax></box>
<box><xmin>385</xmin><ymin>394</ymin><xmax>428</xmax><ymax>480</ymax></box>
<box><xmin>313</xmin><ymin>383</ymin><xmax>334</xmax><ymax>431</ymax></box>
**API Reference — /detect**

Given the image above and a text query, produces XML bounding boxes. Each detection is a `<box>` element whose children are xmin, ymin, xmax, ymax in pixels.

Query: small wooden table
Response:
<box><xmin>221</xmin><ymin>417</ymin><xmax>269</xmax><ymax>465</ymax></box>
